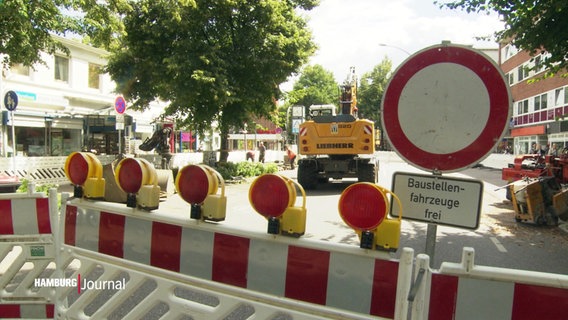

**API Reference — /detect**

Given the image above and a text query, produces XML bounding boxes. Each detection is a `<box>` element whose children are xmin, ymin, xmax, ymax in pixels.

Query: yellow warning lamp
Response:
<box><xmin>249</xmin><ymin>174</ymin><xmax>306</xmax><ymax>237</ymax></box>
<box><xmin>64</xmin><ymin>152</ymin><xmax>105</xmax><ymax>199</ymax></box>
<box><xmin>338</xmin><ymin>182</ymin><xmax>402</xmax><ymax>251</ymax></box>
<box><xmin>175</xmin><ymin>164</ymin><xmax>226</xmax><ymax>221</ymax></box>
<box><xmin>114</xmin><ymin>158</ymin><xmax>160</xmax><ymax>210</ymax></box>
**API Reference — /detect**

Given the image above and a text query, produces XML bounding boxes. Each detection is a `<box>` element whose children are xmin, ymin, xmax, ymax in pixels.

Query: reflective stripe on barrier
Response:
<box><xmin>58</xmin><ymin>200</ymin><xmax>409</xmax><ymax>319</ymax></box>
<box><xmin>412</xmin><ymin>247</ymin><xmax>568</xmax><ymax>320</ymax></box>
<box><xmin>0</xmin><ymin>190</ymin><xmax>57</xmax><ymax>319</ymax></box>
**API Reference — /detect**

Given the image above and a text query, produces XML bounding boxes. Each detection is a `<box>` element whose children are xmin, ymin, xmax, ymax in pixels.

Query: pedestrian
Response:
<box><xmin>286</xmin><ymin>146</ymin><xmax>296</xmax><ymax>169</ymax></box>
<box><xmin>549</xmin><ymin>143</ymin><xmax>558</xmax><ymax>157</ymax></box>
<box><xmin>246</xmin><ymin>150</ymin><xmax>255</xmax><ymax>162</ymax></box>
<box><xmin>258</xmin><ymin>142</ymin><xmax>266</xmax><ymax>163</ymax></box>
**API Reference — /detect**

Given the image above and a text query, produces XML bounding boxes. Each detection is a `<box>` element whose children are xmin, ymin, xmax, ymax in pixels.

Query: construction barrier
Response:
<box><xmin>410</xmin><ymin>247</ymin><xmax>568</xmax><ymax>320</ymax></box>
<box><xmin>2</xmin><ymin>179</ymin><xmax>568</xmax><ymax>319</ymax></box>
<box><xmin>53</xmin><ymin>196</ymin><xmax>413</xmax><ymax>319</ymax></box>
<box><xmin>0</xmin><ymin>187</ymin><xmax>58</xmax><ymax>319</ymax></box>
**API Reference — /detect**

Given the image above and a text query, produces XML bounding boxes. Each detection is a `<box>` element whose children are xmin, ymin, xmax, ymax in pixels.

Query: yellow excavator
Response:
<box><xmin>297</xmin><ymin>67</ymin><xmax>378</xmax><ymax>189</ymax></box>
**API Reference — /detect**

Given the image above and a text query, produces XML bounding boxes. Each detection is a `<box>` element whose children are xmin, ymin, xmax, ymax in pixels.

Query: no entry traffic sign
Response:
<box><xmin>381</xmin><ymin>43</ymin><xmax>512</xmax><ymax>172</ymax></box>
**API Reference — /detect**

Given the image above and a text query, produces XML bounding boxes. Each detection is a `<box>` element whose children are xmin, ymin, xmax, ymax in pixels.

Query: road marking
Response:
<box><xmin>490</xmin><ymin>237</ymin><xmax>507</xmax><ymax>253</ymax></box>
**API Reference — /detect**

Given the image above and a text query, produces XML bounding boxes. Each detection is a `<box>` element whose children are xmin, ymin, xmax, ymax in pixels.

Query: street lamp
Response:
<box><xmin>378</xmin><ymin>43</ymin><xmax>412</xmax><ymax>56</ymax></box>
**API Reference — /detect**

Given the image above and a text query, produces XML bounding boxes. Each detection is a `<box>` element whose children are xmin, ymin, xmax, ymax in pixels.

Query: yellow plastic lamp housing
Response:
<box><xmin>64</xmin><ymin>152</ymin><xmax>105</xmax><ymax>199</ymax></box>
<box><xmin>175</xmin><ymin>165</ymin><xmax>218</xmax><ymax>205</ymax></box>
<box><xmin>339</xmin><ymin>182</ymin><xmax>401</xmax><ymax>251</ymax></box>
<box><xmin>115</xmin><ymin>158</ymin><xmax>160</xmax><ymax>210</ymax></box>
<box><xmin>175</xmin><ymin>164</ymin><xmax>225</xmax><ymax>221</ymax></box>
<box><xmin>249</xmin><ymin>174</ymin><xmax>296</xmax><ymax>218</ymax></box>
<box><xmin>249</xmin><ymin>174</ymin><xmax>306</xmax><ymax>237</ymax></box>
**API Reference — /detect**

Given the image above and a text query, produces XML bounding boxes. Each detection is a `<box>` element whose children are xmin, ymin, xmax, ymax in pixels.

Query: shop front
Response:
<box><xmin>2</xmin><ymin>111</ymin><xmax>83</xmax><ymax>157</ymax></box>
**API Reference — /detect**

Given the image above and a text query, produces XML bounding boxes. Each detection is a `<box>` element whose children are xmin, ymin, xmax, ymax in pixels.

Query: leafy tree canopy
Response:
<box><xmin>106</xmin><ymin>0</ymin><xmax>317</xmax><ymax>161</ymax></box>
<box><xmin>357</xmin><ymin>57</ymin><xmax>393</xmax><ymax>124</ymax></box>
<box><xmin>0</xmin><ymin>0</ymin><xmax>129</xmax><ymax>67</ymax></box>
<box><xmin>437</xmin><ymin>0</ymin><xmax>568</xmax><ymax>75</ymax></box>
<box><xmin>286</xmin><ymin>64</ymin><xmax>338</xmax><ymax>114</ymax></box>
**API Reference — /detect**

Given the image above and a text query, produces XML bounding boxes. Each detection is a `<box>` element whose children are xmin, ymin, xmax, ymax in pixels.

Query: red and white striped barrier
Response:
<box><xmin>58</xmin><ymin>200</ymin><xmax>412</xmax><ymax>319</ymax></box>
<box><xmin>411</xmin><ymin>247</ymin><xmax>568</xmax><ymax>320</ymax></box>
<box><xmin>0</xmin><ymin>197</ymin><xmax>51</xmax><ymax>235</ymax></box>
<box><xmin>0</xmin><ymin>189</ymin><xmax>58</xmax><ymax>319</ymax></box>
<box><xmin>0</xmin><ymin>304</ymin><xmax>55</xmax><ymax>319</ymax></box>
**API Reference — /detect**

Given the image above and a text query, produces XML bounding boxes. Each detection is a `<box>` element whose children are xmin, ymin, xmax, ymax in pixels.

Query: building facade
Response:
<box><xmin>500</xmin><ymin>43</ymin><xmax>568</xmax><ymax>155</ymax></box>
<box><xmin>0</xmin><ymin>36</ymin><xmax>167</xmax><ymax>157</ymax></box>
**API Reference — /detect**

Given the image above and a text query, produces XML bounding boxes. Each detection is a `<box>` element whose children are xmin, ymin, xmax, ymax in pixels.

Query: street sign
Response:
<box><xmin>381</xmin><ymin>43</ymin><xmax>512</xmax><ymax>172</ymax></box>
<box><xmin>390</xmin><ymin>172</ymin><xmax>483</xmax><ymax>229</ymax></box>
<box><xmin>115</xmin><ymin>96</ymin><xmax>126</xmax><ymax>114</ymax></box>
<box><xmin>4</xmin><ymin>91</ymin><xmax>18</xmax><ymax>111</ymax></box>
<box><xmin>292</xmin><ymin>119</ymin><xmax>302</xmax><ymax>134</ymax></box>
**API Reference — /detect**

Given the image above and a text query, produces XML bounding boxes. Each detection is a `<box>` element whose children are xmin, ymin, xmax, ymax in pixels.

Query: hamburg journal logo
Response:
<box><xmin>34</xmin><ymin>274</ymin><xmax>126</xmax><ymax>294</ymax></box>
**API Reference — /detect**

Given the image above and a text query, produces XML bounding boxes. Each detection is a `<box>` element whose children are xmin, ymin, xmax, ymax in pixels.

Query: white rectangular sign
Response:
<box><xmin>390</xmin><ymin>172</ymin><xmax>483</xmax><ymax>229</ymax></box>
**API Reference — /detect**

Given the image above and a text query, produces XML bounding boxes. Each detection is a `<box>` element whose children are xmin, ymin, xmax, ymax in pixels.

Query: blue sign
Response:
<box><xmin>4</xmin><ymin>91</ymin><xmax>18</xmax><ymax>111</ymax></box>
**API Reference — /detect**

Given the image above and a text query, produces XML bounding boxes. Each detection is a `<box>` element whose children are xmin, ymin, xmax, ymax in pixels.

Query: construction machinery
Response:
<box><xmin>297</xmin><ymin>67</ymin><xmax>378</xmax><ymax>189</ymax></box>
<box><xmin>502</xmin><ymin>154</ymin><xmax>568</xmax><ymax>224</ymax></box>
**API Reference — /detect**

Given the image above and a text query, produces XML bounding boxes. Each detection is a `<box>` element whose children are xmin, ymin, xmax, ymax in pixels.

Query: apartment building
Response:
<box><xmin>1</xmin><ymin>36</ymin><xmax>166</xmax><ymax>157</ymax></box>
<box><xmin>500</xmin><ymin>43</ymin><xmax>568</xmax><ymax>155</ymax></box>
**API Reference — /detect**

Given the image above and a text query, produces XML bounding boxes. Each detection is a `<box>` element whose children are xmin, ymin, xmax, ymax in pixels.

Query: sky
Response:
<box><xmin>282</xmin><ymin>0</ymin><xmax>505</xmax><ymax>90</ymax></box>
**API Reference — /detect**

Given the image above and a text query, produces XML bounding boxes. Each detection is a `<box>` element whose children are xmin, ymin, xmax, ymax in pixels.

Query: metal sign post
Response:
<box><xmin>4</xmin><ymin>91</ymin><xmax>18</xmax><ymax>170</ymax></box>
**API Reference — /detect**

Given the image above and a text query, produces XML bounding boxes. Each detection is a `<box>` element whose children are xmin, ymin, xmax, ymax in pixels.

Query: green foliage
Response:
<box><xmin>437</xmin><ymin>0</ymin><xmax>568</xmax><ymax>75</ymax></box>
<box><xmin>358</xmin><ymin>57</ymin><xmax>393</xmax><ymax>124</ymax></box>
<box><xmin>16</xmin><ymin>179</ymin><xmax>59</xmax><ymax>194</ymax></box>
<box><xmin>287</xmin><ymin>64</ymin><xmax>339</xmax><ymax>115</ymax></box>
<box><xmin>0</xmin><ymin>0</ymin><xmax>129</xmax><ymax>67</ymax></box>
<box><xmin>106</xmin><ymin>0</ymin><xmax>318</xmax><ymax>164</ymax></box>
<box><xmin>216</xmin><ymin>162</ymin><xmax>278</xmax><ymax>180</ymax></box>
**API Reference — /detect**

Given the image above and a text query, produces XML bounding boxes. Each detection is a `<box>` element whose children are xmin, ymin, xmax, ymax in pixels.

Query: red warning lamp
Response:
<box><xmin>64</xmin><ymin>152</ymin><xmax>105</xmax><ymax>199</ymax></box>
<box><xmin>175</xmin><ymin>164</ymin><xmax>226</xmax><ymax>221</ymax></box>
<box><xmin>338</xmin><ymin>182</ymin><xmax>402</xmax><ymax>251</ymax></box>
<box><xmin>249</xmin><ymin>174</ymin><xmax>306</xmax><ymax>237</ymax></box>
<box><xmin>115</xmin><ymin>158</ymin><xmax>160</xmax><ymax>210</ymax></box>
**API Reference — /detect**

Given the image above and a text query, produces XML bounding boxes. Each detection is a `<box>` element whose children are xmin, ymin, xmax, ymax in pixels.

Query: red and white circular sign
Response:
<box><xmin>381</xmin><ymin>44</ymin><xmax>511</xmax><ymax>172</ymax></box>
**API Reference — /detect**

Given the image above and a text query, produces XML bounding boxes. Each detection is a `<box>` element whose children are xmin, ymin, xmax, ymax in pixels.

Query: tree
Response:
<box><xmin>0</xmin><ymin>0</ymin><xmax>127</xmax><ymax>68</ymax></box>
<box><xmin>357</xmin><ymin>57</ymin><xmax>393</xmax><ymax>124</ymax></box>
<box><xmin>287</xmin><ymin>64</ymin><xmax>338</xmax><ymax>115</ymax></box>
<box><xmin>106</xmin><ymin>0</ymin><xmax>317</xmax><ymax>162</ymax></box>
<box><xmin>437</xmin><ymin>0</ymin><xmax>568</xmax><ymax>75</ymax></box>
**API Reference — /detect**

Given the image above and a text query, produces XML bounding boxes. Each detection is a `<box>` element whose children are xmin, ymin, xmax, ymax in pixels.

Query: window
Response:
<box><xmin>54</xmin><ymin>55</ymin><xmax>69</xmax><ymax>82</ymax></box>
<box><xmin>517</xmin><ymin>65</ymin><xmax>525</xmax><ymax>82</ymax></box>
<box><xmin>555</xmin><ymin>88</ymin><xmax>563</xmax><ymax>106</ymax></box>
<box><xmin>534</xmin><ymin>96</ymin><xmax>540</xmax><ymax>111</ymax></box>
<box><xmin>517</xmin><ymin>100</ymin><xmax>529</xmax><ymax>115</ymax></box>
<box><xmin>540</xmin><ymin>93</ymin><xmax>548</xmax><ymax>109</ymax></box>
<box><xmin>88</xmin><ymin>63</ymin><xmax>101</xmax><ymax>89</ymax></box>
<box><xmin>565</xmin><ymin>86</ymin><xmax>568</xmax><ymax>106</ymax></box>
